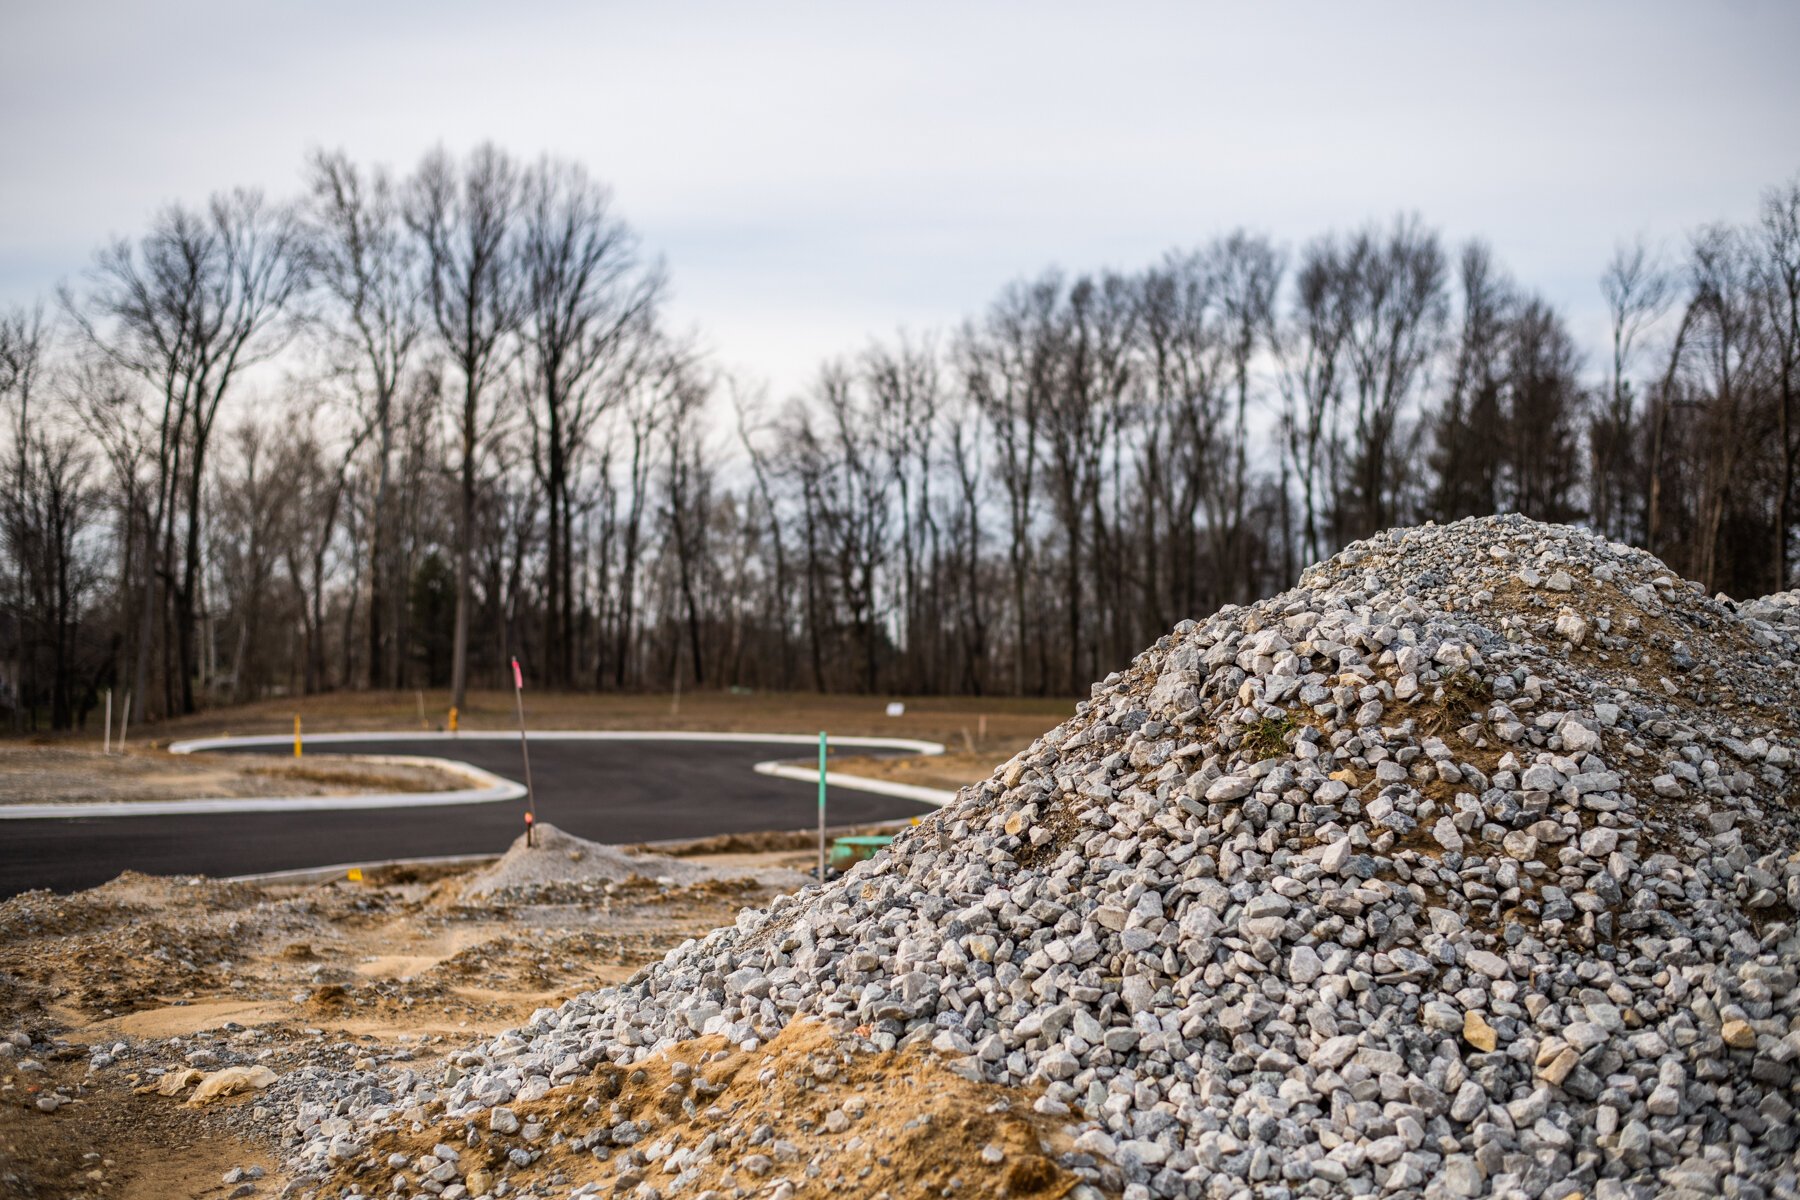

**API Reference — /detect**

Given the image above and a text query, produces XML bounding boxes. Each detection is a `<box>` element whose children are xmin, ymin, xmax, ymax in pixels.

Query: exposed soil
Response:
<box><xmin>334</xmin><ymin>1019</ymin><xmax>1094</xmax><ymax>1199</ymax></box>
<box><xmin>0</xmin><ymin>823</ymin><xmax>1088</xmax><ymax>1200</ymax></box>
<box><xmin>0</xmin><ymin>845</ymin><xmax>822</xmax><ymax>1200</ymax></box>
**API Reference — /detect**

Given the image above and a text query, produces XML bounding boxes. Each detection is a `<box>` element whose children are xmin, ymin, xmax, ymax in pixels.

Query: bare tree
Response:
<box><xmin>212</xmin><ymin>419</ymin><xmax>292</xmax><ymax>701</ymax></box>
<box><xmin>304</xmin><ymin>149</ymin><xmax>426</xmax><ymax>688</ymax></box>
<box><xmin>961</xmin><ymin>280</ymin><xmax>1051</xmax><ymax>693</ymax></box>
<box><xmin>1138</xmin><ymin>250</ymin><xmax>1226</xmax><ymax>619</ymax></box>
<box><xmin>1340</xmin><ymin>216</ymin><xmax>1448</xmax><ymax>537</ymax></box>
<box><xmin>1</xmin><ymin>306</ymin><xmax>51</xmax><ymax>725</ymax></box>
<box><xmin>609</xmin><ymin>342</ymin><xmax>687</xmax><ymax>687</ymax></box>
<box><xmin>408</xmin><ymin>144</ymin><xmax>522</xmax><ymax>709</ymax></box>
<box><xmin>1212</xmin><ymin>233</ymin><xmax>1282</xmax><ymax>595</ymax></box>
<box><xmin>732</xmin><ymin>380</ymin><xmax>793</xmax><ymax>688</ymax></box>
<box><xmin>864</xmin><ymin>335</ymin><xmax>939</xmax><ymax>689</ymax></box>
<box><xmin>518</xmin><ymin>157</ymin><xmax>664</xmax><ymax>686</ymax></box>
<box><xmin>1427</xmin><ymin>242</ymin><xmax>1511</xmax><ymax>521</ymax></box>
<box><xmin>1683</xmin><ymin>225</ymin><xmax>1768</xmax><ymax>592</ymax></box>
<box><xmin>1504</xmin><ymin>296</ymin><xmax>1587</xmax><ymax>521</ymax></box>
<box><xmin>279</xmin><ymin>408</ymin><xmax>369</xmax><ymax>694</ymax></box>
<box><xmin>64</xmin><ymin>191</ymin><xmax>305</xmax><ymax>717</ymax></box>
<box><xmin>1277</xmin><ymin>238</ymin><xmax>1352</xmax><ymax>563</ymax></box>
<box><xmin>1593</xmin><ymin>238</ymin><xmax>1673</xmax><ymax>541</ymax></box>
<box><xmin>662</xmin><ymin>370</ymin><xmax>715</xmax><ymax>687</ymax></box>
<box><xmin>1758</xmin><ymin>180</ymin><xmax>1800</xmax><ymax>590</ymax></box>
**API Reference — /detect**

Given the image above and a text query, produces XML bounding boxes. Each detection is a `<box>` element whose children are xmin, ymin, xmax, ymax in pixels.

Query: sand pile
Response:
<box><xmin>322</xmin><ymin>1019</ymin><xmax>1091</xmax><ymax>1199</ymax></box>
<box><xmin>459</xmin><ymin>823</ymin><xmax>809</xmax><ymax>901</ymax></box>
<box><xmin>288</xmin><ymin>516</ymin><xmax>1800</xmax><ymax>1199</ymax></box>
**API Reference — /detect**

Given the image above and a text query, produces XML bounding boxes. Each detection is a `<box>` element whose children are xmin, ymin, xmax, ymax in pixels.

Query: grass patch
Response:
<box><xmin>1242</xmin><ymin>712</ymin><xmax>1297</xmax><ymax>761</ymax></box>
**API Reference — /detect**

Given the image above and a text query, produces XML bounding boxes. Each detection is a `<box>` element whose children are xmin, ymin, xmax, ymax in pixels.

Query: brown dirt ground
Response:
<box><xmin>1</xmin><ymin>829</ymin><xmax>1097</xmax><ymax>1200</ymax></box>
<box><xmin>0</xmin><ymin>746</ymin><xmax>468</xmax><ymax>806</ymax></box>
<box><xmin>0</xmin><ymin>848</ymin><xmax>820</xmax><ymax>1199</ymax></box>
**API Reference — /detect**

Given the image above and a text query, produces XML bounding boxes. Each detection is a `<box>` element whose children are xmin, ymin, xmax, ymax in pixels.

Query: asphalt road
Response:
<box><xmin>1</xmin><ymin>737</ymin><xmax>935</xmax><ymax>897</ymax></box>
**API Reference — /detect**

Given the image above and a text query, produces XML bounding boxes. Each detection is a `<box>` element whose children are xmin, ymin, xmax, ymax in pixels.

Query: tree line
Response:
<box><xmin>2</xmin><ymin>147</ymin><xmax>1796</xmax><ymax>729</ymax></box>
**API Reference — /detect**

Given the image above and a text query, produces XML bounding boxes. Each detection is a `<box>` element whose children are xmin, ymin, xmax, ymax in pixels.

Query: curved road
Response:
<box><xmin>1</xmin><ymin>737</ymin><xmax>938</xmax><ymax>897</ymax></box>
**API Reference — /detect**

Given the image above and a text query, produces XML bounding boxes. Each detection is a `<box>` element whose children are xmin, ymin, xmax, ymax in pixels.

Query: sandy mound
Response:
<box><xmin>460</xmin><ymin>823</ymin><xmax>809</xmax><ymax>900</ymax></box>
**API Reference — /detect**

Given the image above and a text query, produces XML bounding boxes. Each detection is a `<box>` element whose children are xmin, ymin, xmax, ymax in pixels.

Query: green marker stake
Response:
<box><xmin>818</xmin><ymin>730</ymin><xmax>828</xmax><ymax>881</ymax></box>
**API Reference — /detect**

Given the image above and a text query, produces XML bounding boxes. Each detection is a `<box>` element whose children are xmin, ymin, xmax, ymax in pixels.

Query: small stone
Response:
<box><xmin>1465</xmin><ymin>950</ymin><xmax>1510</xmax><ymax>980</ymax></box>
<box><xmin>1450</xmin><ymin>1079</ymin><xmax>1487</xmax><ymax>1123</ymax></box>
<box><xmin>1287</xmin><ymin>945</ymin><xmax>1323</xmax><ymax>985</ymax></box>
<box><xmin>1722</xmin><ymin>1020</ymin><xmax>1755</xmax><ymax>1049</ymax></box>
<box><xmin>1538</xmin><ymin>1045</ymin><xmax>1579</xmax><ymax>1085</ymax></box>
<box><xmin>1463</xmin><ymin>1010</ymin><xmax>1498</xmax><ymax>1053</ymax></box>
<box><xmin>1579</xmin><ymin>827</ymin><xmax>1619</xmax><ymax>858</ymax></box>
<box><xmin>1206</xmin><ymin>775</ymin><xmax>1255</xmax><ymax>802</ymax></box>
<box><xmin>1442</xmin><ymin>1155</ymin><xmax>1484</xmax><ymax>1197</ymax></box>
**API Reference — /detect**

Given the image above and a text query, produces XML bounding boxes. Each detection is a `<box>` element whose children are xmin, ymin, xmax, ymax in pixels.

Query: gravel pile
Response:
<box><xmin>288</xmin><ymin>515</ymin><xmax>1800</xmax><ymax>1200</ymax></box>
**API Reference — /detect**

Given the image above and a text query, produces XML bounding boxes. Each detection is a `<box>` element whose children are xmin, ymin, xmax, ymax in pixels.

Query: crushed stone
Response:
<box><xmin>284</xmin><ymin>516</ymin><xmax>1800</xmax><ymax>1199</ymax></box>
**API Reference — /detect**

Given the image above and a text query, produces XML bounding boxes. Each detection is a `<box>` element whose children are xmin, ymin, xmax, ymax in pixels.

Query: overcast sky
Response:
<box><xmin>3</xmin><ymin>1</ymin><xmax>1798</xmax><ymax>401</ymax></box>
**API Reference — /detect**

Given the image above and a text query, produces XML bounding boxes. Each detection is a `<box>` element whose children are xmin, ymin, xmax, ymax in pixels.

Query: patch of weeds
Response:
<box><xmin>1243</xmin><ymin>712</ymin><xmax>1297</xmax><ymax>761</ymax></box>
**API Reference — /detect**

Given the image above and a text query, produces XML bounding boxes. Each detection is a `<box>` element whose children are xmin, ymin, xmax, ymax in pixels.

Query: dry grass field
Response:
<box><xmin>42</xmin><ymin>690</ymin><xmax>1067</xmax><ymax>769</ymax></box>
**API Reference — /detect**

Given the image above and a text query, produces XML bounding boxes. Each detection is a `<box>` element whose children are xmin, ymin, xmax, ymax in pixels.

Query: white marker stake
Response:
<box><xmin>119</xmin><ymin>691</ymin><xmax>130</xmax><ymax>753</ymax></box>
<box><xmin>103</xmin><ymin>689</ymin><xmax>112</xmax><ymax>755</ymax></box>
<box><xmin>512</xmin><ymin>657</ymin><xmax>537</xmax><ymax>847</ymax></box>
<box><xmin>818</xmin><ymin>730</ymin><xmax>828</xmax><ymax>881</ymax></box>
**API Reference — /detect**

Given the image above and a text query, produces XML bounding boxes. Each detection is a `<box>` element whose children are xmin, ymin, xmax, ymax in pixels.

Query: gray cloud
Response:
<box><xmin>4</xmin><ymin>0</ymin><xmax>1797</xmax><ymax>397</ymax></box>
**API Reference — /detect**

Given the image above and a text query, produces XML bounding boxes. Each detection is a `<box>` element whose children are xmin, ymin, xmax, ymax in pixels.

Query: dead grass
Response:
<box><xmin>36</xmin><ymin>689</ymin><xmax>1074</xmax><ymax>761</ymax></box>
<box><xmin>827</xmin><ymin>750</ymin><xmax>1000</xmax><ymax>792</ymax></box>
<box><xmin>1421</xmin><ymin>670</ymin><xmax>1494</xmax><ymax>740</ymax></box>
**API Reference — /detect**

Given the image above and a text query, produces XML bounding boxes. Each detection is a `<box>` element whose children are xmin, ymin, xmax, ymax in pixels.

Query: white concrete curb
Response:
<box><xmin>167</xmin><ymin>731</ymin><xmax>949</xmax><ymax>754</ymax></box>
<box><xmin>752</xmin><ymin>761</ymin><xmax>960</xmax><ymax>808</ymax></box>
<box><xmin>2</xmin><ymin>731</ymin><xmax>951</xmax><ymax>820</ymax></box>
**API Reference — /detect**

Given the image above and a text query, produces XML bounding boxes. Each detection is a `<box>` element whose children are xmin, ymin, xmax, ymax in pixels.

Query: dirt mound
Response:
<box><xmin>459</xmin><ymin>822</ymin><xmax>809</xmax><ymax>900</ymax></box>
<box><xmin>328</xmin><ymin>1018</ymin><xmax>1089</xmax><ymax>1199</ymax></box>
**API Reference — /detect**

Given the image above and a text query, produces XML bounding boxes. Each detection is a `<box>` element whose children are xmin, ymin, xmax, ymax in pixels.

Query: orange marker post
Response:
<box><xmin>449</xmin><ymin>706</ymin><xmax>459</xmax><ymax>735</ymax></box>
<box><xmin>294</xmin><ymin>715</ymin><xmax>302</xmax><ymax>758</ymax></box>
<box><xmin>512</xmin><ymin>657</ymin><xmax>537</xmax><ymax>847</ymax></box>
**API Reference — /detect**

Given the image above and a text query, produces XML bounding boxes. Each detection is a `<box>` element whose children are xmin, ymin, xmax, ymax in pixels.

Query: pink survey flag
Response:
<box><xmin>513</xmin><ymin>658</ymin><xmax>523</xmax><ymax>689</ymax></box>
